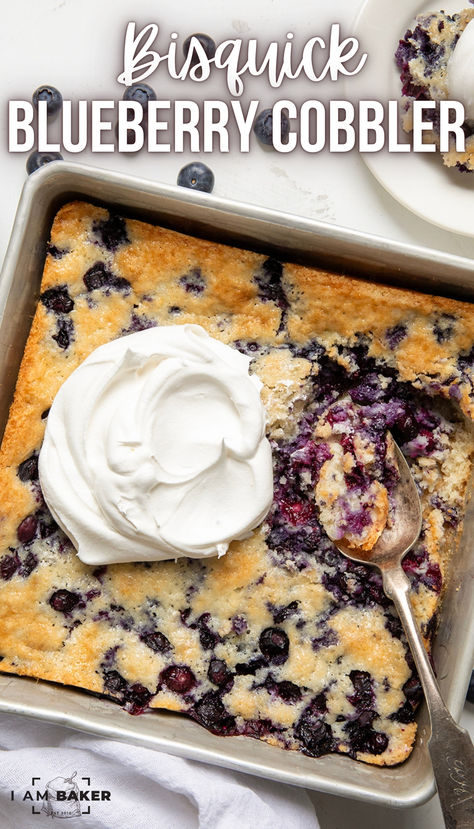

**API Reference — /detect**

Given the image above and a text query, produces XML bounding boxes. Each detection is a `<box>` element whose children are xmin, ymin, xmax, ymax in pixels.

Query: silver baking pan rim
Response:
<box><xmin>0</xmin><ymin>161</ymin><xmax>472</xmax><ymax>809</ymax></box>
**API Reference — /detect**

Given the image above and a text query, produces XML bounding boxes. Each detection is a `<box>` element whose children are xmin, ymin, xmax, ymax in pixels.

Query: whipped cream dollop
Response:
<box><xmin>39</xmin><ymin>325</ymin><xmax>273</xmax><ymax>565</ymax></box>
<box><xmin>447</xmin><ymin>18</ymin><xmax>474</xmax><ymax>120</ymax></box>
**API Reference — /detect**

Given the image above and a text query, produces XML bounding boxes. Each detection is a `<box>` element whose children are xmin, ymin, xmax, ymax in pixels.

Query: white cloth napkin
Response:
<box><xmin>0</xmin><ymin>713</ymin><xmax>319</xmax><ymax>829</ymax></box>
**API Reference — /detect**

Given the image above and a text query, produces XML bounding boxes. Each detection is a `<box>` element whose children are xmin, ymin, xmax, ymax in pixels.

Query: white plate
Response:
<box><xmin>351</xmin><ymin>0</ymin><xmax>474</xmax><ymax>236</ymax></box>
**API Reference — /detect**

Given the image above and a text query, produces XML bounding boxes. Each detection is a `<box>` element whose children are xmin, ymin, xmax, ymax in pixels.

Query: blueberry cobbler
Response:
<box><xmin>395</xmin><ymin>8</ymin><xmax>474</xmax><ymax>171</ymax></box>
<box><xmin>0</xmin><ymin>202</ymin><xmax>473</xmax><ymax>767</ymax></box>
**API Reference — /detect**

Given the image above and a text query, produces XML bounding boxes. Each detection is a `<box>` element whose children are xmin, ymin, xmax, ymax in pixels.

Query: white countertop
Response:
<box><xmin>0</xmin><ymin>1</ymin><xmax>472</xmax><ymax>827</ymax></box>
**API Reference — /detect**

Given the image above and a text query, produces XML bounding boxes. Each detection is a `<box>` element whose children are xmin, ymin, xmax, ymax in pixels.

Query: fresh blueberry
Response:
<box><xmin>26</xmin><ymin>151</ymin><xmax>63</xmax><ymax>176</ymax></box>
<box><xmin>49</xmin><ymin>589</ymin><xmax>81</xmax><ymax>613</ymax></box>
<box><xmin>177</xmin><ymin>162</ymin><xmax>214</xmax><ymax>193</ymax></box>
<box><xmin>122</xmin><ymin>83</ymin><xmax>156</xmax><ymax>109</ymax></box>
<box><xmin>183</xmin><ymin>33</ymin><xmax>216</xmax><ymax>68</ymax></box>
<box><xmin>253</xmin><ymin>108</ymin><xmax>290</xmax><ymax>147</ymax></box>
<box><xmin>32</xmin><ymin>85</ymin><xmax>63</xmax><ymax>116</ymax></box>
<box><xmin>259</xmin><ymin>627</ymin><xmax>289</xmax><ymax>664</ymax></box>
<box><xmin>17</xmin><ymin>515</ymin><xmax>38</xmax><ymax>544</ymax></box>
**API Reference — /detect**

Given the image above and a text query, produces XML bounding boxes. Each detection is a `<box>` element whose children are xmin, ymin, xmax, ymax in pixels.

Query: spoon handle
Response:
<box><xmin>383</xmin><ymin>567</ymin><xmax>474</xmax><ymax>829</ymax></box>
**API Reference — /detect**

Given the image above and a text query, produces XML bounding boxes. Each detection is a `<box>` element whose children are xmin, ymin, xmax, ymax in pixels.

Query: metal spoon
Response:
<box><xmin>334</xmin><ymin>441</ymin><xmax>474</xmax><ymax>829</ymax></box>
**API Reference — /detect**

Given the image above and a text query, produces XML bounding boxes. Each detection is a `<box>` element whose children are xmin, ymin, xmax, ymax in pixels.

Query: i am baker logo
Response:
<box><xmin>10</xmin><ymin>771</ymin><xmax>111</xmax><ymax>818</ymax></box>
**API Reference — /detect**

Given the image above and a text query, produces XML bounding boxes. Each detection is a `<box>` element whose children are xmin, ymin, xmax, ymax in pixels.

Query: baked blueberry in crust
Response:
<box><xmin>395</xmin><ymin>8</ymin><xmax>474</xmax><ymax>171</ymax></box>
<box><xmin>0</xmin><ymin>201</ymin><xmax>472</xmax><ymax>766</ymax></box>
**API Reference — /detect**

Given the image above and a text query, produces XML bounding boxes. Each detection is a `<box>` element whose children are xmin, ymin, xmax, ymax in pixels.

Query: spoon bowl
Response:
<box><xmin>335</xmin><ymin>441</ymin><xmax>422</xmax><ymax>569</ymax></box>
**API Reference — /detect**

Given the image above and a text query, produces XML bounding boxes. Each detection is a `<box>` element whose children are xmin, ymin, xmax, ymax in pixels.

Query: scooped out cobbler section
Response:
<box><xmin>0</xmin><ymin>201</ymin><xmax>472</xmax><ymax>767</ymax></box>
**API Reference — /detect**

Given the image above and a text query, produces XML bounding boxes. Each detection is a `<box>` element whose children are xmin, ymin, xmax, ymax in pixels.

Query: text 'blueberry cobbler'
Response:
<box><xmin>0</xmin><ymin>202</ymin><xmax>472</xmax><ymax>767</ymax></box>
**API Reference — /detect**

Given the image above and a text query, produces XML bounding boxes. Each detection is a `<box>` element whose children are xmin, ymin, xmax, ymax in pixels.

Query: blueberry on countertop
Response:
<box><xmin>183</xmin><ymin>33</ymin><xmax>216</xmax><ymax>67</ymax></box>
<box><xmin>26</xmin><ymin>151</ymin><xmax>63</xmax><ymax>175</ymax></box>
<box><xmin>253</xmin><ymin>108</ymin><xmax>290</xmax><ymax>147</ymax></box>
<box><xmin>122</xmin><ymin>83</ymin><xmax>157</xmax><ymax>108</ymax></box>
<box><xmin>177</xmin><ymin>161</ymin><xmax>214</xmax><ymax>193</ymax></box>
<box><xmin>32</xmin><ymin>85</ymin><xmax>63</xmax><ymax>116</ymax></box>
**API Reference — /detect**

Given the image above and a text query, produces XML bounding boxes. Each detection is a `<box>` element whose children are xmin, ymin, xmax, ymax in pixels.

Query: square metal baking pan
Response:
<box><xmin>0</xmin><ymin>161</ymin><xmax>473</xmax><ymax>808</ymax></box>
